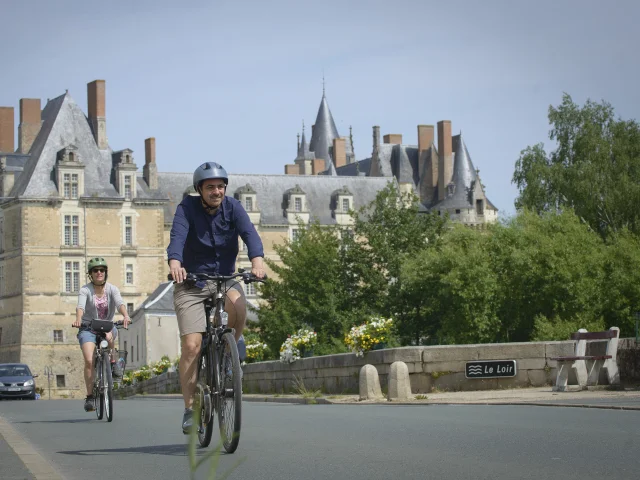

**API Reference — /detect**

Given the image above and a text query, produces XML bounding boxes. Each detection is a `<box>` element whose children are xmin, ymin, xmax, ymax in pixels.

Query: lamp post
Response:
<box><xmin>43</xmin><ymin>366</ymin><xmax>53</xmax><ymax>400</ymax></box>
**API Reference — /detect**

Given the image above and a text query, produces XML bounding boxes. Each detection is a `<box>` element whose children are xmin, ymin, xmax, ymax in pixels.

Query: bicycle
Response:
<box><xmin>75</xmin><ymin>319</ymin><xmax>126</xmax><ymax>422</ymax></box>
<box><xmin>170</xmin><ymin>268</ymin><xmax>266</xmax><ymax>453</ymax></box>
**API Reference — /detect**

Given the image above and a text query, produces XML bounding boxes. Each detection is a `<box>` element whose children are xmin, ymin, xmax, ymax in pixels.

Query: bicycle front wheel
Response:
<box><xmin>217</xmin><ymin>332</ymin><xmax>242</xmax><ymax>453</ymax></box>
<box><xmin>95</xmin><ymin>356</ymin><xmax>104</xmax><ymax>420</ymax></box>
<box><xmin>196</xmin><ymin>344</ymin><xmax>214</xmax><ymax>447</ymax></box>
<box><xmin>103</xmin><ymin>352</ymin><xmax>114</xmax><ymax>422</ymax></box>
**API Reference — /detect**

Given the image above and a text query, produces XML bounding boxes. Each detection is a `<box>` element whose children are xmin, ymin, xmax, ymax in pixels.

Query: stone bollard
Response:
<box><xmin>387</xmin><ymin>361</ymin><xmax>412</xmax><ymax>401</ymax></box>
<box><xmin>359</xmin><ymin>364</ymin><xmax>383</xmax><ymax>400</ymax></box>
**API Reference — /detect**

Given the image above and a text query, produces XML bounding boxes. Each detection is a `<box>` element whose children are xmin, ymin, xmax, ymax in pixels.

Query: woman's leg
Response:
<box><xmin>81</xmin><ymin>341</ymin><xmax>96</xmax><ymax>396</ymax></box>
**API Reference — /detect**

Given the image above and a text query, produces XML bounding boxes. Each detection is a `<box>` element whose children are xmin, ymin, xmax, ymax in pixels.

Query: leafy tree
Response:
<box><xmin>513</xmin><ymin>94</ymin><xmax>640</xmax><ymax>240</ymax></box>
<box><xmin>400</xmin><ymin>224</ymin><xmax>500</xmax><ymax>345</ymax></box>
<box><xmin>340</xmin><ymin>182</ymin><xmax>447</xmax><ymax>339</ymax></box>
<box><xmin>257</xmin><ymin>220</ymin><xmax>350</xmax><ymax>357</ymax></box>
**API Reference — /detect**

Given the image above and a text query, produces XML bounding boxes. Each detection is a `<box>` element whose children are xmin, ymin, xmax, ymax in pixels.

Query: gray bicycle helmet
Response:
<box><xmin>193</xmin><ymin>162</ymin><xmax>228</xmax><ymax>191</ymax></box>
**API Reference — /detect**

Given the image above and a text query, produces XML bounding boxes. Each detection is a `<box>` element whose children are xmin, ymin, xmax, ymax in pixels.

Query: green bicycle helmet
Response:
<box><xmin>87</xmin><ymin>257</ymin><xmax>109</xmax><ymax>286</ymax></box>
<box><xmin>87</xmin><ymin>257</ymin><xmax>108</xmax><ymax>273</ymax></box>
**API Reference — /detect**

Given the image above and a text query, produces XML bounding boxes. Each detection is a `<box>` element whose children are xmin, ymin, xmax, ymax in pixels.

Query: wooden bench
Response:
<box><xmin>550</xmin><ymin>327</ymin><xmax>620</xmax><ymax>392</ymax></box>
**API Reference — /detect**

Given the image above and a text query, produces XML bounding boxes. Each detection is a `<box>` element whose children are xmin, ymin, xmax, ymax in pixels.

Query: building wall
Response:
<box><xmin>0</xmin><ymin>197</ymin><xmax>167</xmax><ymax>398</ymax></box>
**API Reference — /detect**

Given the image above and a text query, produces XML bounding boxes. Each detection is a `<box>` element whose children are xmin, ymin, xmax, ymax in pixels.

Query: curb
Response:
<box><xmin>0</xmin><ymin>415</ymin><xmax>67</xmax><ymax>480</ymax></box>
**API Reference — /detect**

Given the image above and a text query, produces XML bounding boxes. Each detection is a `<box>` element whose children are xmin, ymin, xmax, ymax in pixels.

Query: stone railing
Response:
<box><xmin>114</xmin><ymin>338</ymin><xmax>639</xmax><ymax>397</ymax></box>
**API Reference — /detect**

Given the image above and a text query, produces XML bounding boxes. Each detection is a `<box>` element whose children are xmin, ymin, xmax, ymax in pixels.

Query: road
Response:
<box><xmin>1</xmin><ymin>397</ymin><xmax>639</xmax><ymax>480</ymax></box>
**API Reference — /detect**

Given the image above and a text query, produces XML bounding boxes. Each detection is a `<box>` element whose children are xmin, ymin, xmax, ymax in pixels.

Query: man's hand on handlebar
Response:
<box><xmin>169</xmin><ymin>259</ymin><xmax>187</xmax><ymax>283</ymax></box>
<box><xmin>72</xmin><ymin>318</ymin><xmax>82</xmax><ymax>328</ymax></box>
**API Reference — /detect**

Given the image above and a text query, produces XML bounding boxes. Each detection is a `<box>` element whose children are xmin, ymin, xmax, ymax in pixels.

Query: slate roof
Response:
<box><xmin>158</xmin><ymin>172</ymin><xmax>396</xmax><ymax>225</ymax></box>
<box><xmin>308</xmin><ymin>93</ymin><xmax>340</xmax><ymax>171</ymax></box>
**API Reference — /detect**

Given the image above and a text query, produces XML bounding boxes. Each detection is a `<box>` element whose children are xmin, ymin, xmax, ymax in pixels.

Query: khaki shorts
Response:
<box><xmin>173</xmin><ymin>279</ymin><xmax>244</xmax><ymax>336</ymax></box>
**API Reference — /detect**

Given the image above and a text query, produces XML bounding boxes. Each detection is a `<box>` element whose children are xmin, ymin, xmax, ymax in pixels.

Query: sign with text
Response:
<box><xmin>465</xmin><ymin>360</ymin><xmax>517</xmax><ymax>379</ymax></box>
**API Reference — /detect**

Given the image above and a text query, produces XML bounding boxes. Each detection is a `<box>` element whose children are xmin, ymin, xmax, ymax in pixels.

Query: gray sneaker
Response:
<box><xmin>182</xmin><ymin>408</ymin><xmax>193</xmax><ymax>435</ymax></box>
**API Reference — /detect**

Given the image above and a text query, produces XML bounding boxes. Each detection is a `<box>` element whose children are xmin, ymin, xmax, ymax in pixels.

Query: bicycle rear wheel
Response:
<box><xmin>95</xmin><ymin>356</ymin><xmax>104</xmax><ymax>420</ymax></box>
<box><xmin>196</xmin><ymin>343</ymin><xmax>214</xmax><ymax>447</ymax></box>
<box><xmin>217</xmin><ymin>332</ymin><xmax>242</xmax><ymax>453</ymax></box>
<box><xmin>103</xmin><ymin>352</ymin><xmax>114</xmax><ymax>422</ymax></box>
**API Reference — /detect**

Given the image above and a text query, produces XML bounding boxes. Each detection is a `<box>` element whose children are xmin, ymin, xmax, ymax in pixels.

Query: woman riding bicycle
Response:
<box><xmin>73</xmin><ymin>257</ymin><xmax>130</xmax><ymax>412</ymax></box>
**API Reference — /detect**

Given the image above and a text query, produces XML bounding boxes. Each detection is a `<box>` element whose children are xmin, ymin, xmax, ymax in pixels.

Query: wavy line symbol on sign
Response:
<box><xmin>467</xmin><ymin>365</ymin><xmax>483</xmax><ymax>375</ymax></box>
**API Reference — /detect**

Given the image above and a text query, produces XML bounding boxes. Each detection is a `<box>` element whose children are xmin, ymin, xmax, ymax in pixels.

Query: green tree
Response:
<box><xmin>513</xmin><ymin>94</ymin><xmax>640</xmax><ymax>240</ymax></box>
<box><xmin>400</xmin><ymin>224</ymin><xmax>499</xmax><ymax>345</ymax></box>
<box><xmin>257</xmin><ymin>220</ymin><xmax>350</xmax><ymax>357</ymax></box>
<box><xmin>340</xmin><ymin>182</ymin><xmax>447</xmax><ymax>340</ymax></box>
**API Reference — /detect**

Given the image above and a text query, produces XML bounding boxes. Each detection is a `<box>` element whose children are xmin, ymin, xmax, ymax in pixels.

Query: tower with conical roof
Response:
<box><xmin>308</xmin><ymin>85</ymin><xmax>340</xmax><ymax>172</ymax></box>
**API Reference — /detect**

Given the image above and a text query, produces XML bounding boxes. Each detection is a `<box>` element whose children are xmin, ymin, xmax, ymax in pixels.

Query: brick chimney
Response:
<box><xmin>18</xmin><ymin>98</ymin><xmax>41</xmax><ymax>154</ymax></box>
<box><xmin>285</xmin><ymin>164</ymin><xmax>300</xmax><ymax>175</ymax></box>
<box><xmin>143</xmin><ymin>137</ymin><xmax>158</xmax><ymax>190</ymax></box>
<box><xmin>0</xmin><ymin>107</ymin><xmax>15</xmax><ymax>153</ymax></box>
<box><xmin>437</xmin><ymin>120</ymin><xmax>453</xmax><ymax>201</ymax></box>
<box><xmin>332</xmin><ymin>138</ymin><xmax>346</xmax><ymax>169</ymax></box>
<box><xmin>383</xmin><ymin>134</ymin><xmax>402</xmax><ymax>144</ymax></box>
<box><xmin>418</xmin><ymin>124</ymin><xmax>436</xmax><ymax>190</ymax></box>
<box><xmin>372</xmin><ymin>126</ymin><xmax>380</xmax><ymax>149</ymax></box>
<box><xmin>87</xmin><ymin>80</ymin><xmax>108</xmax><ymax>149</ymax></box>
<box><xmin>311</xmin><ymin>159</ymin><xmax>325</xmax><ymax>175</ymax></box>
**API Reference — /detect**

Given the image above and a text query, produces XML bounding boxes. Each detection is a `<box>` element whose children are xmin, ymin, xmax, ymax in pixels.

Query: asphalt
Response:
<box><xmin>2</xmin><ymin>385</ymin><xmax>640</xmax><ymax>479</ymax></box>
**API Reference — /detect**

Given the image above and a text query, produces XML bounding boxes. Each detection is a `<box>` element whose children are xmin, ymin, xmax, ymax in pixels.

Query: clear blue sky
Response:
<box><xmin>2</xmin><ymin>0</ymin><xmax>638</xmax><ymax>215</ymax></box>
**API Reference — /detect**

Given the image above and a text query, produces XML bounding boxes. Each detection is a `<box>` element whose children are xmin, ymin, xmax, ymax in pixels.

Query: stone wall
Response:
<box><xmin>120</xmin><ymin>338</ymin><xmax>639</xmax><ymax>397</ymax></box>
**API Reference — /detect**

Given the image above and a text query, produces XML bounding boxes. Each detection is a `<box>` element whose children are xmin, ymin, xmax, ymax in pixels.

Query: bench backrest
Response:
<box><xmin>570</xmin><ymin>327</ymin><xmax>620</xmax><ymax>359</ymax></box>
<box><xmin>570</xmin><ymin>330</ymin><xmax>618</xmax><ymax>341</ymax></box>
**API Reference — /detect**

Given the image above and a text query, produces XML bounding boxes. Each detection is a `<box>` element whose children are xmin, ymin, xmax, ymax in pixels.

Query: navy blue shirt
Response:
<box><xmin>166</xmin><ymin>195</ymin><xmax>264</xmax><ymax>275</ymax></box>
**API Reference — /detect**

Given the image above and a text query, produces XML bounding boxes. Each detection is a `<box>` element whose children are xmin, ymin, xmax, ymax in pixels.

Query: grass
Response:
<box><xmin>292</xmin><ymin>375</ymin><xmax>322</xmax><ymax>400</ymax></box>
<box><xmin>414</xmin><ymin>394</ymin><xmax>428</xmax><ymax>400</ymax></box>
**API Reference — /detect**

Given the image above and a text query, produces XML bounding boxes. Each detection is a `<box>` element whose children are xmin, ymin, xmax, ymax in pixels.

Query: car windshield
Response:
<box><xmin>0</xmin><ymin>366</ymin><xmax>32</xmax><ymax>377</ymax></box>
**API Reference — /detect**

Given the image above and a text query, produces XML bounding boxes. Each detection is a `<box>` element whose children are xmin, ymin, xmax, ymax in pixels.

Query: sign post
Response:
<box><xmin>44</xmin><ymin>366</ymin><xmax>52</xmax><ymax>400</ymax></box>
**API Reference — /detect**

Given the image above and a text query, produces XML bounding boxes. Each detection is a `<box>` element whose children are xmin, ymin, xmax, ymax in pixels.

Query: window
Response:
<box><xmin>124</xmin><ymin>176</ymin><xmax>132</xmax><ymax>200</ymax></box>
<box><xmin>476</xmin><ymin>199</ymin><xmax>484</xmax><ymax>215</ymax></box>
<box><xmin>64</xmin><ymin>215</ymin><xmax>79</xmax><ymax>246</ymax></box>
<box><xmin>64</xmin><ymin>261</ymin><xmax>81</xmax><ymax>293</ymax></box>
<box><xmin>291</xmin><ymin>229</ymin><xmax>300</xmax><ymax>241</ymax></box>
<box><xmin>56</xmin><ymin>375</ymin><xmax>65</xmax><ymax>388</ymax></box>
<box><xmin>126</xmin><ymin>264</ymin><xmax>133</xmax><ymax>285</ymax></box>
<box><xmin>342</xmin><ymin>198</ymin><xmax>350</xmax><ymax>212</ymax></box>
<box><xmin>294</xmin><ymin>197</ymin><xmax>302</xmax><ymax>212</ymax></box>
<box><xmin>124</xmin><ymin>216</ymin><xmax>132</xmax><ymax>246</ymax></box>
<box><xmin>245</xmin><ymin>283</ymin><xmax>256</xmax><ymax>296</ymax></box>
<box><xmin>53</xmin><ymin>330</ymin><xmax>63</xmax><ymax>343</ymax></box>
<box><xmin>131</xmin><ymin>346</ymin><xmax>134</xmax><ymax>364</ymax></box>
<box><xmin>0</xmin><ymin>265</ymin><xmax>4</xmax><ymax>296</ymax></box>
<box><xmin>63</xmin><ymin>173</ymin><xmax>79</xmax><ymax>199</ymax></box>
<box><xmin>124</xmin><ymin>341</ymin><xmax>128</xmax><ymax>354</ymax></box>
<box><xmin>136</xmin><ymin>335</ymin><xmax>139</xmax><ymax>362</ymax></box>
<box><xmin>0</xmin><ymin>327</ymin><xmax>2</xmax><ymax>345</ymax></box>
<box><xmin>245</xmin><ymin>197</ymin><xmax>253</xmax><ymax>211</ymax></box>
<box><xmin>127</xmin><ymin>303</ymin><xmax>134</xmax><ymax>315</ymax></box>
<box><xmin>0</xmin><ymin>218</ymin><xmax>4</xmax><ymax>252</ymax></box>
<box><xmin>455</xmin><ymin>209</ymin><xmax>461</xmax><ymax>214</ymax></box>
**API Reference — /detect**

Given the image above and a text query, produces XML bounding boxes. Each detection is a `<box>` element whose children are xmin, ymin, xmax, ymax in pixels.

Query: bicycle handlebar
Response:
<box><xmin>71</xmin><ymin>320</ymin><xmax>127</xmax><ymax>328</ymax></box>
<box><xmin>167</xmin><ymin>270</ymin><xmax>267</xmax><ymax>284</ymax></box>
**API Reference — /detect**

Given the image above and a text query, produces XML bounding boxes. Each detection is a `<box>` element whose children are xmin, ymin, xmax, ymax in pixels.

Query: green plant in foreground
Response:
<box><xmin>187</xmin><ymin>397</ymin><xmax>246</xmax><ymax>479</ymax></box>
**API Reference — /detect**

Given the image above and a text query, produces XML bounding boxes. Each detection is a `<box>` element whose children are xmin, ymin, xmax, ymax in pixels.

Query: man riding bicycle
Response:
<box><xmin>167</xmin><ymin>162</ymin><xmax>266</xmax><ymax>434</ymax></box>
<box><xmin>73</xmin><ymin>257</ymin><xmax>130</xmax><ymax>412</ymax></box>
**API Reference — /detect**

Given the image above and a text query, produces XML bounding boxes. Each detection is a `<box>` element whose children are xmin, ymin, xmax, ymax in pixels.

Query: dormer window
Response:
<box><xmin>56</xmin><ymin>145</ymin><xmax>85</xmax><ymax>199</ymax></box>
<box><xmin>234</xmin><ymin>183</ymin><xmax>258</xmax><ymax>215</ymax></box>
<box><xmin>124</xmin><ymin>176</ymin><xmax>132</xmax><ymax>200</ymax></box>
<box><xmin>64</xmin><ymin>173</ymin><xmax>79</xmax><ymax>199</ymax></box>
<box><xmin>294</xmin><ymin>197</ymin><xmax>302</xmax><ymax>212</ymax></box>
<box><xmin>332</xmin><ymin>185</ymin><xmax>354</xmax><ymax>223</ymax></box>
<box><xmin>245</xmin><ymin>196</ymin><xmax>253</xmax><ymax>211</ymax></box>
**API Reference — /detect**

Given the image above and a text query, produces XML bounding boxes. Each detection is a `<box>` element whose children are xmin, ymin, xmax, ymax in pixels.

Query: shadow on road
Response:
<box><xmin>17</xmin><ymin>419</ymin><xmax>95</xmax><ymax>424</ymax></box>
<box><xmin>58</xmin><ymin>443</ymin><xmax>205</xmax><ymax>457</ymax></box>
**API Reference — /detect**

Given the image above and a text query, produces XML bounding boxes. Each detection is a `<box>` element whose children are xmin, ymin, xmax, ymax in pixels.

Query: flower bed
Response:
<box><xmin>280</xmin><ymin>328</ymin><xmax>317</xmax><ymax>363</ymax></box>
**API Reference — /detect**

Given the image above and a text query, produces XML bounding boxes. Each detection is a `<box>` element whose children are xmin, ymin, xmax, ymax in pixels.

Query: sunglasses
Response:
<box><xmin>91</xmin><ymin>268</ymin><xmax>106</xmax><ymax>274</ymax></box>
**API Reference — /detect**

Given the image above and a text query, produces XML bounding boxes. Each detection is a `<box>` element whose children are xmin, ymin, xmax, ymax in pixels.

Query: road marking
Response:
<box><xmin>0</xmin><ymin>415</ymin><xmax>66</xmax><ymax>480</ymax></box>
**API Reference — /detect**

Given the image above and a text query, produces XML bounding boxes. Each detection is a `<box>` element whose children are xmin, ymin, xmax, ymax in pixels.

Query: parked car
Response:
<box><xmin>0</xmin><ymin>363</ymin><xmax>38</xmax><ymax>400</ymax></box>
